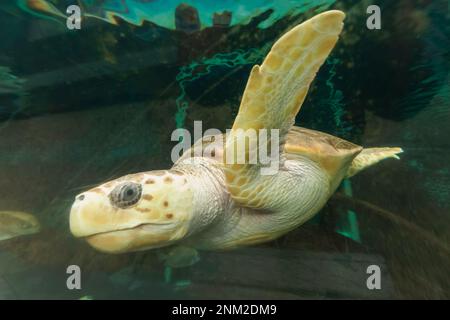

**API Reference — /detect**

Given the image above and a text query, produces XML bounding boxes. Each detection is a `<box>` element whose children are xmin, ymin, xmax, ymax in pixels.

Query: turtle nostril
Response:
<box><xmin>78</xmin><ymin>194</ymin><xmax>85</xmax><ymax>201</ymax></box>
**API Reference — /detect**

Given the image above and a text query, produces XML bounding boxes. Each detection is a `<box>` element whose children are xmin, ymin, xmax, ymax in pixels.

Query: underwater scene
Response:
<box><xmin>0</xmin><ymin>0</ymin><xmax>449</xmax><ymax>300</ymax></box>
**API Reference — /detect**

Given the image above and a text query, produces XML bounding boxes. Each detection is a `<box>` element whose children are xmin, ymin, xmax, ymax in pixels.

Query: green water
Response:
<box><xmin>0</xmin><ymin>0</ymin><xmax>449</xmax><ymax>299</ymax></box>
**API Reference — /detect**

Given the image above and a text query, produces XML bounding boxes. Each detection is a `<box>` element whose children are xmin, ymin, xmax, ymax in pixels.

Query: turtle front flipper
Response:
<box><xmin>159</xmin><ymin>245</ymin><xmax>200</xmax><ymax>269</ymax></box>
<box><xmin>159</xmin><ymin>246</ymin><xmax>200</xmax><ymax>284</ymax></box>
<box><xmin>224</xmin><ymin>11</ymin><xmax>345</xmax><ymax>209</ymax></box>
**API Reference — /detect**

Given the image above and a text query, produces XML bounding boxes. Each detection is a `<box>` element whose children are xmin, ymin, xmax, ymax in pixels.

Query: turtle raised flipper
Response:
<box><xmin>224</xmin><ymin>10</ymin><xmax>345</xmax><ymax>209</ymax></box>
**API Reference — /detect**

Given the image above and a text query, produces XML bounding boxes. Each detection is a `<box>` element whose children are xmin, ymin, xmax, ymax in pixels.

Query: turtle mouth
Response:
<box><xmin>83</xmin><ymin>222</ymin><xmax>178</xmax><ymax>253</ymax></box>
<box><xmin>81</xmin><ymin>222</ymin><xmax>174</xmax><ymax>239</ymax></box>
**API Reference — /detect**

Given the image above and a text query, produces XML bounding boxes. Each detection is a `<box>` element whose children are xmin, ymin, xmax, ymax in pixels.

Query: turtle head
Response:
<box><xmin>69</xmin><ymin>170</ymin><xmax>195</xmax><ymax>253</ymax></box>
<box><xmin>0</xmin><ymin>211</ymin><xmax>40</xmax><ymax>240</ymax></box>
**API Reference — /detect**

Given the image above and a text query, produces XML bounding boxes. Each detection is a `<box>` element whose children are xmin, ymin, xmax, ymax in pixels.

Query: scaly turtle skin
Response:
<box><xmin>69</xmin><ymin>11</ymin><xmax>402</xmax><ymax>254</ymax></box>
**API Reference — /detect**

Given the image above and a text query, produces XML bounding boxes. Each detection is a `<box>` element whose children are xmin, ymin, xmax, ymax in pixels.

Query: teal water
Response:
<box><xmin>0</xmin><ymin>0</ymin><xmax>449</xmax><ymax>299</ymax></box>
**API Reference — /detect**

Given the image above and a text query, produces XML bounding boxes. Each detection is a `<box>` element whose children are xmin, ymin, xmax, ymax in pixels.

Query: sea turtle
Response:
<box><xmin>69</xmin><ymin>10</ymin><xmax>402</xmax><ymax>254</ymax></box>
<box><xmin>0</xmin><ymin>211</ymin><xmax>40</xmax><ymax>241</ymax></box>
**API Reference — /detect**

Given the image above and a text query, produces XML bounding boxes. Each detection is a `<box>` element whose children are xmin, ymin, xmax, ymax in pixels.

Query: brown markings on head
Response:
<box><xmin>145</xmin><ymin>179</ymin><xmax>155</xmax><ymax>184</ymax></box>
<box><xmin>166</xmin><ymin>213</ymin><xmax>173</xmax><ymax>219</ymax></box>
<box><xmin>90</xmin><ymin>188</ymin><xmax>104</xmax><ymax>194</ymax></box>
<box><xmin>163</xmin><ymin>201</ymin><xmax>169</xmax><ymax>207</ymax></box>
<box><xmin>142</xmin><ymin>194</ymin><xmax>154</xmax><ymax>201</ymax></box>
<box><xmin>211</xmin><ymin>149</ymin><xmax>216</xmax><ymax>157</ymax></box>
<box><xmin>135</xmin><ymin>173</ymin><xmax>147</xmax><ymax>183</ymax></box>
<box><xmin>103</xmin><ymin>182</ymin><xmax>114</xmax><ymax>188</ymax></box>
<box><xmin>164</xmin><ymin>176</ymin><xmax>173</xmax><ymax>183</ymax></box>
<box><xmin>136</xmin><ymin>207</ymin><xmax>152</xmax><ymax>213</ymax></box>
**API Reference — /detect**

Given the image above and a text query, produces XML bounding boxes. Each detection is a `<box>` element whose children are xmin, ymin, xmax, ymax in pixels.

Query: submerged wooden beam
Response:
<box><xmin>175</xmin><ymin>248</ymin><xmax>395</xmax><ymax>299</ymax></box>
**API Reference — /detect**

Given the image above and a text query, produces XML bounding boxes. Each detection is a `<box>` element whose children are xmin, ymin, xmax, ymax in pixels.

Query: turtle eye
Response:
<box><xmin>109</xmin><ymin>182</ymin><xmax>142</xmax><ymax>208</ymax></box>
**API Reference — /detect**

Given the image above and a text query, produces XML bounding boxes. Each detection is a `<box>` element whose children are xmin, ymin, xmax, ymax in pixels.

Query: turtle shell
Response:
<box><xmin>176</xmin><ymin>126</ymin><xmax>362</xmax><ymax>178</ymax></box>
<box><xmin>284</xmin><ymin>126</ymin><xmax>362</xmax><ymax>177</ymax></box>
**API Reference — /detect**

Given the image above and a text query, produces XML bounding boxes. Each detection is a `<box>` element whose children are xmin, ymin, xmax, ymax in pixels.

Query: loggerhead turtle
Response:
<box><xmin>69</xmin><ymin>10</ymin><xmax>402</xmax><ymax>254</ymax></box>
<box><xmin>0</xmin><ymin>211</ymin><xmax>40</xmax><ymax>241</ymax></box>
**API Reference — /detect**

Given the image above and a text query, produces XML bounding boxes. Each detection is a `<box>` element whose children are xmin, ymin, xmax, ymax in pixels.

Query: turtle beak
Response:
<box><xmin>84</xmin><ymin>223</ymin><xmax>185</xmax><ymax>253</ymax></box>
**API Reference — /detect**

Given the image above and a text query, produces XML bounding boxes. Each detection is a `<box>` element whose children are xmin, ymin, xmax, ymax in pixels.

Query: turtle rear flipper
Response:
<box><xmin>346</xmin><ymin>147</ymin><xmax>404</xmax><ymax>178</ymax></box>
